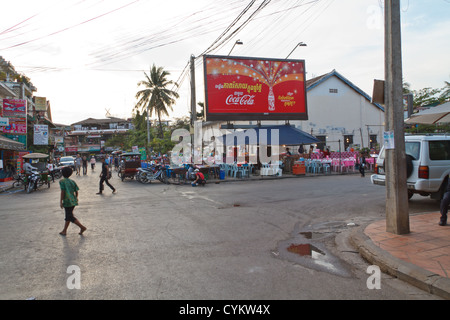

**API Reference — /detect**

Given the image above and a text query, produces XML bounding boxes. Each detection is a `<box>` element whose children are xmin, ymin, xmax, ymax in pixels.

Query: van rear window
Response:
<box><xmin>405</xmin><ymin>142</ymin><xmax>420</xmax><ymax>160</ymax></box>
<box><xmin>429</xmin><ymin>141</ymin><xmax>450</xmax><ymax>160</ymax></box>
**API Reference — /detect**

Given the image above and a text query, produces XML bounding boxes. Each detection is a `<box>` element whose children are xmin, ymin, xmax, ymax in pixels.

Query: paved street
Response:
<box><xmin>0</xmin><ymin>169</ymin><xmax>442</xmax><ymax>300</ymax></box>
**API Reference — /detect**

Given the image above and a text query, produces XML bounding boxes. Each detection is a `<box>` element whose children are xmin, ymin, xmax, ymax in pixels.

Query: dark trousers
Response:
<box><xmin>440</xmin><ymin>190</ymin><xmax>450</xmax><ymax>224</ymax></box>
<box><xmin>359</xmin><ymin>164</ymin><xmax>365</xmax><ymax>177</ymax></box>
<box><xmin>99</xmin><ymin>175</ymin><xmax>114</xmax><ymax>192</ymax></box>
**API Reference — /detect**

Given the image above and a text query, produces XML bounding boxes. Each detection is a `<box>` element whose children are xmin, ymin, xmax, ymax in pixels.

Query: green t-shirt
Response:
<box><xmin>59</xmin><ymin>178</ymin><xmax>79</xmax><ymax>207</ymax></box>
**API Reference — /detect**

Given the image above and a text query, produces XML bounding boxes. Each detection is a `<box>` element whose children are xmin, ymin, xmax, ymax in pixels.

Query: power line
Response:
<box><xmin>0</xmin><ymin>0</ymin><xmax>141</xmax><ymax>50</ymax></box>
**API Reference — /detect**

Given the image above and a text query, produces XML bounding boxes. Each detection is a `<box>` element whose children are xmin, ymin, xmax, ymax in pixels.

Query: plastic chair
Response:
<box><xmin>237</xmin><ymin>164</ymin><xmax>249</xmax><ymax>178</ymax></box>
<box><xmin>261</xmin><ymin>163</ymin><xmax>269</xmax><ymax>175</ymax></box>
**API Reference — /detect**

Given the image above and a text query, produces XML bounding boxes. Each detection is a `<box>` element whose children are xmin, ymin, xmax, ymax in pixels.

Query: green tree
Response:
<box><xmin>135</xmin><ymin>64</ymin><xmax>179</xmax><ymax>139</ymax></box>
<box><xmin>439</xmin><ymin>81</ymin><xmax>450</xmax><ymax>102</ymax></box>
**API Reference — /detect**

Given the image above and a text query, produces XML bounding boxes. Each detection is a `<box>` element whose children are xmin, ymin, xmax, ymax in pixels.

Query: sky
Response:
<box><xmin>1</xmin><ymin>0</ymin><xmax>449</xmax><ymax>125</ymax></box>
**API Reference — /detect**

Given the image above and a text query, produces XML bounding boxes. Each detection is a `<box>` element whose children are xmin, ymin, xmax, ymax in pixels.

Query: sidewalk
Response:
<box><xmin>350</xmin><ymin>212</ymin><xmax>450</xmax><ymax>299</ymax></box>
<box><xmin>0</xmin><ymin>179</ymin><xmax>14</xmax><ymax>193</ymax></box>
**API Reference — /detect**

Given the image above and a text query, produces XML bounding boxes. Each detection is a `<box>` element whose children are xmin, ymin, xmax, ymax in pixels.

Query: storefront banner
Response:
<box><xmin>2</xmin><ymin>99</ymin><xmax>26</xmax><ymax>117</ymax></box>
<box><xmin>0</xmin><ymin>117</ymin><xmax>9</xmax><ymax>126</ymax></box>
<box><xmin>34</xmin><ymin>97</ymin><xmax>47</xmax><ymax>111</ymax></box>
<box><xmin>34</xmin><ymin>124</ymin><xmax>49</xmax><ymax>145</ymax></box>
<box><xmin>0</xmin><ymin>117</ymin><xmax>26</xmax><ymax>134</ymax></box>
<box><xmin>65</xmin><ymin>147</ymin><xmax>78</xmax><ymax>152</ymax></box>
<box><xmin>204</xmin><ymin>55</ymin><xmax>308</xmax><ymax>121</ymax></box>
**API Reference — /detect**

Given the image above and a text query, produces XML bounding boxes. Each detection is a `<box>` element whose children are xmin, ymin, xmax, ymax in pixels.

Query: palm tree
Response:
<box><xmin>135</xmin><ymin>64</ymin><xmax>179</xmax><ymax>143</ymax></box>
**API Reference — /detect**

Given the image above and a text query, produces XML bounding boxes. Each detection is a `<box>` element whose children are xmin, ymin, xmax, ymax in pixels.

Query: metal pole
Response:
<box><xmin>384</xmin><ymin>0</ymin><xmax>410</xmax><ymax>234</ymax></box>
<box><xmin>146</xmin><ymin>105</ymin><xmax>150</xmax><ymax>154</ymax></box>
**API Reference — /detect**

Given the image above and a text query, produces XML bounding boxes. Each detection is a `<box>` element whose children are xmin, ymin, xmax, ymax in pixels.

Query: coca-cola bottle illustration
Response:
<box><xmin>268</xmin><ymin>86</ymin><xmax>275</xmax><ymax>111</ymax></box>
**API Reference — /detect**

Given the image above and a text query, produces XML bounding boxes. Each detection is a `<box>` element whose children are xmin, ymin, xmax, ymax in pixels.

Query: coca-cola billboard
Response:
<box><xmin>203</xmin><ymin>55</ymin><xmax>308</xmax><ymax>121</ymax></box>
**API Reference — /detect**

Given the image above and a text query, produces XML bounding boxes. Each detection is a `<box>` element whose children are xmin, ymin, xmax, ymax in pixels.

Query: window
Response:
<box><xmin>316</xmin><ymin>135</ymin><xmax>326</xmax><ymax>151</ymax></box>
<box><xmin>405</xmin><ymin>142</ymin><xmax>420</xmax><ymax>160</ymax></box>
<box><xmin>344</xmin><ymin>135</ymin><xmax>353</xmax><ymax>150</ymax></box>
<box><xmin>369</xmin><ymin>135</ymin><xmax>378</xmax><ymax>149</ymax></box>
<box><xmin>329</xmin><ymin>88</ymin><xmax>338</xmax><ymax>93</ymax></box>
<box><xmin>429</xmin><ymin>141</ymin><xmax>450</xmax><ymax>160</ymax></box>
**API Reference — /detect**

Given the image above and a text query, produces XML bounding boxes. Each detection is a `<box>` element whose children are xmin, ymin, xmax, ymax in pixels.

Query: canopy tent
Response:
<box><xmin>22</xmin><ymin>153</ymin><xmax>49</xmax><ymax>159</ymax></box>
<box><xmin>0</xmin><ymin>135</ymin><xmax>25</xmax><ymax>151</ymax></box>
<box><xmin>217</xmin><ymin>125</ymin><xmax>320</xmax><ymax>146</ymax></box>
<box><xmin>405</xmin><ymin>102</ymin><xmax>450</xmax><ymax>124</ymax></box>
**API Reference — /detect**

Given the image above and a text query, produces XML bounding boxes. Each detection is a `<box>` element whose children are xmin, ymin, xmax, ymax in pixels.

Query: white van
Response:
<box><xmin>371</xmin><ymin>134</ymin><xmax>450</xmax><ymax>200</ymax></box>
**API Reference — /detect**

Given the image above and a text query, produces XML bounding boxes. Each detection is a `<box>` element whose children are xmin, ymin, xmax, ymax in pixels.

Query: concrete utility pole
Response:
<box><xmin>190</xmin><ymin>54</ymin><xmax>197</xmax><ymax>162</ymax></box>
<box><xmin>384</xmin><ymin>0</ymin><xmax>410</xmax><ymax>234</ymax></box>
<box><xmin>190</xmin><ymin>54</ymin><xmax>197</xmax><ymax>127</ymax></box>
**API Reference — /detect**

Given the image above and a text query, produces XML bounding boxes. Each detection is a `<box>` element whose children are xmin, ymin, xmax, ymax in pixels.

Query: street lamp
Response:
<box><xmin>228</xmin><ymin>39</ymin><xmax>243</xmax><ymax>56</ymax></box>
<box><xmin>286</xmin><ymin>42</ymin><xmax>307</xmax><ymax>59</ymax></box>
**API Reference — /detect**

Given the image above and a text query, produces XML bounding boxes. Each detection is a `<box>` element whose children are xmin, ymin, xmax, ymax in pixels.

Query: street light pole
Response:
<box><xmin>286</xmin><ymin>42</ymin><xmax>307</xmax><ymax>59</ymax></box>
<box><xmin>228</xmin><ymin>40</ymin><xmax>243</xmax><ymax>56</ymax></box>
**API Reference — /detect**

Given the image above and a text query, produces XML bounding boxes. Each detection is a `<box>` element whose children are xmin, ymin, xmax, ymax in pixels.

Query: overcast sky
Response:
<box><xmin>1</xmin><ymin>0</ymin><xmax>449</xmax><ymax>125</ymax></box>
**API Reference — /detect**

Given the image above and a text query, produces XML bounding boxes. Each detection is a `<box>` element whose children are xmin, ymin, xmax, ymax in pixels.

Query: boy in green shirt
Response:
<box><xmin>59</xmin><ymin>166</ymin><xmax>86</xmax><ymax>235</ymax></box>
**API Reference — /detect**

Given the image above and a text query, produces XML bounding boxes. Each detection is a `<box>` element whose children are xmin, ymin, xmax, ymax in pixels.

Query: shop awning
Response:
<box><xmin>218</xmin><ymin>125</ymin><xmax>320</xmax><ymax>146</ymax></box>
<box><xmin>0</xmin><ymin>135</ymin><xmax>25</xmax><ymax>151</ymax></box>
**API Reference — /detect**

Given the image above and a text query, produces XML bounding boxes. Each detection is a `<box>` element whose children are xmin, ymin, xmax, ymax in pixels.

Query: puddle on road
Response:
<box><xmin>274</xmin><ymin>222</ymin><xmax>355</xmax><ymax>278</ymax></box>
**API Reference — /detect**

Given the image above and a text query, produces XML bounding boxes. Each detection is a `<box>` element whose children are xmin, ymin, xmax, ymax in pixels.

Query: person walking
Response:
<box><xmin>358</xmin><ymin>152</ymin><xmax>366</xmax><ymax>177</ymax></box>
<box><xmin>59</xmin><ymin>166</ymin><xmax>86</xmax><ymax>236</ymax></box>
<box><xmin>96</xmin><ymin>157</ymin><xmax>116</xmax><ymax>195</ymax></box>
<box><xmin>75</xmin><ymin>154</ymin><xmax>82</xmax><ymax>176</ymax></box>
<box><xmin>82</xmin><ymin>155</ymin><xmax>88</xmax><ymax>175</ymax></box>
<box><xmin>90</xmin><ymin>156</ymin><xmax>96</xmax><ymax>171</ymax></box>
<box><xmin>439</xmin><ymin>177</ymin><xmax>450</xmax><ymax>226</ymax></box>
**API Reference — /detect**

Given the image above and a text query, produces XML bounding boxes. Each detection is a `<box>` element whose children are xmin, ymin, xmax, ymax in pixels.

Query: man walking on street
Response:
<box><xmin>96</xmin><ymin>157</ymin><xmax>116</xmax><ymax>195</ymax></box>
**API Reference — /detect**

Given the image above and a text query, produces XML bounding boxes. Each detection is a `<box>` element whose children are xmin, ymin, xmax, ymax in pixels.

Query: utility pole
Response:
<box><xmin>146</xmin><ymin>104</ymin><xmax>151</xmax><ymax>156</ymax></box>
<box><xmin>190</xmin><ymin>54</ymin><xmax>197</xmax><ymax>127</ymax></box>
<box><xmin>190</xmin><ymin>54</ymin><xmax>197</xmax><ymax>163</ymax></box>
<box><xmin>384</xmin><ymin>0</ymin><xmax>410</xmax><ymax>234</ymax></box>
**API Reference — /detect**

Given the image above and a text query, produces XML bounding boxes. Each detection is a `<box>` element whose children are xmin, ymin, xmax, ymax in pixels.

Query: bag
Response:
<box><xmin>107</xmin><ymin>171</ymin><xmax>112</xmax><ymax>179</ymax></box>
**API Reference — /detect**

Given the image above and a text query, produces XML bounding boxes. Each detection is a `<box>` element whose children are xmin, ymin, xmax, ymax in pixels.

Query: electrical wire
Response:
<box><xmin>0</xmin><ymin>0</ymin><xmax>141</xmax><ymax>50</ymax></box>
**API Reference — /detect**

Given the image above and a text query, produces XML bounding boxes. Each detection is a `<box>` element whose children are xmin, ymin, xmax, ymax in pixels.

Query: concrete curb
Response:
<box><xmin>349</xmin><ymin>223</ymin><xmax>450</xmax><ymax>300</ymax></box>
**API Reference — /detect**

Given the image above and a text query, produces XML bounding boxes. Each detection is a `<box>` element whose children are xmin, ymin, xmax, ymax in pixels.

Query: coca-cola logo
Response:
<box><xmin>225</xmin><ymin>94</ymin><xmax>255</xmax><ymax>106</ymax></box>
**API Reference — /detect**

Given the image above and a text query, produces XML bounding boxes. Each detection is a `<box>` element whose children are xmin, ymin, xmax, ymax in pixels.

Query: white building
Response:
<box><xmin>296</xmin><ymin>69</ymin><xmax>385</xmax><ymax>152</ymax></box>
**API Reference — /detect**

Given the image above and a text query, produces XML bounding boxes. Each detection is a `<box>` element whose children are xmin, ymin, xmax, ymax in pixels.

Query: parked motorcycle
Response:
<box><xmin>22</xmin><ymin>153</ymin><xmax>51</xmax><ymax>193</ymax></box>
<box><xmin>26</xmin><ymin>170</ymin><xmax>50</xmax><ymax>193</ymax></box>
<box><xmin>137</xmin><ymin>165</ymin><xmax>168</xmax><ymax>184</ymax></box>
<box><xmin>52</xmin><ymin>165</ymin><xmax>63</xmax><ymax>179</ymax></box>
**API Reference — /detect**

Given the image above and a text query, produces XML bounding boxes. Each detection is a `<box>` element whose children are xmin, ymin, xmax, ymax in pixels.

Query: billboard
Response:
<box><xmin>203</xmin><ymin>55</ymin><xmax>308</xmax><ymax>121</ymax></box>
<box><xmin>34</xmin><ymin>97</ymin><xmax>47</xmax><ymax>111</ymax></box>
<box><xmin>2</xmin><ymin>99</ymin><xmax>26</xmax><ymax>117</ymax></box>
<box><xmin>34</xmin><ymin>124</ymin><xmax>49</xmax><ymax>145</ymax></box>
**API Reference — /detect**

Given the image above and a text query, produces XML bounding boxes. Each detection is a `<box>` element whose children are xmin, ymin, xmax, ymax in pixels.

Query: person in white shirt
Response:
<box><xmin>24</xmin><ymin>161</ymin><xmax>37</xmax><ymax>174</ymax></box>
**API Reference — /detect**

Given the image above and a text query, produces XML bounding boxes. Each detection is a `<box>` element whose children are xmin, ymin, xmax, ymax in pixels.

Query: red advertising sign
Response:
<box><xmin>0</xmin><ymin>117</ymin><xmax>26</xmax><ymax>134</ymax></box>
<box><xmin>203</xmin><ymin>55</ymin><xmax>308</xmax><ymax>121</ymax></box>
<box><xmin>2</xmin><ymin>99</ymin><xmax>26</xmax><ymax>117</ymax></box>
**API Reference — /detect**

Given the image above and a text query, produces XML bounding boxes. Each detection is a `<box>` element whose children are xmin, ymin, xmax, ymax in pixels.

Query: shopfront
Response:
<box><xmin>0</xmin><ymin>135</ymin><xmax>26</xmax><ymax>181</ymax></box>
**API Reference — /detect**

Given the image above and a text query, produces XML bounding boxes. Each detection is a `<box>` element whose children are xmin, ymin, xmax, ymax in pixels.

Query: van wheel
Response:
<box><xmin>407</xmin><ymin>190</ymin><xmax>414</xmax><ymax>200</ymax></box>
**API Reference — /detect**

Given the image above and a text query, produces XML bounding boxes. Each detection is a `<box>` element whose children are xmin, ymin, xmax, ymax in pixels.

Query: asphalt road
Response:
<box><xmin>0</xmin><ymin>168</ymin><xmax>442</xmax><ymax>300</ymax></box>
